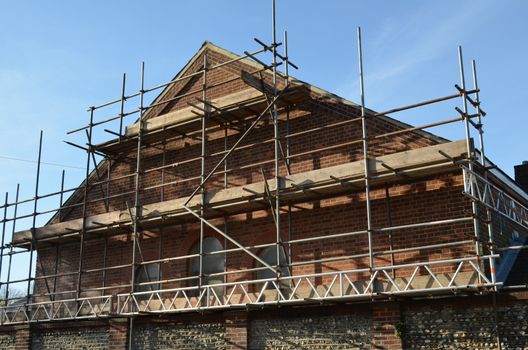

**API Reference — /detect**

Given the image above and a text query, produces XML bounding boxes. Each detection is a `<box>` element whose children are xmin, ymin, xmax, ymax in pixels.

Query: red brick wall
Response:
<box><xmin>34</xmin><ymin>170</ymin><xmax>476</xmax><ymax>301</ymax></box>
<box><xmin>372</xmin><ymin>303</ymin><xmax>402</xmax><ymax>349</ymax></box>
<box><xmin>34</xmin><ymin>48</ymin><xmax>474</xmax><ymax>301</ymax></box>
<box><xmin>57</xmin><ymin>48</ymin><xmax>438</xmax><ymax>221</ymax></box>
<box><xmin>225</xmin><ymin>311</ymin><xmax>248</xmax><ymax>350</ymax></box>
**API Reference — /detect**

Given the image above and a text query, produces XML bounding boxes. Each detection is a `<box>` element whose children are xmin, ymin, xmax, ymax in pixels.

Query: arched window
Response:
<box><xmin>189</xmin><ymin>237</ymin><xmax>225</xmax><ymax>296</ymax></box>
<box><xmin>136</xmin><ymin>263</ymin><xmax>160</xmax><ymax>292</ymax></box>
<box><xmin>256</xmin><ymin>246</ymin><xmax>290</xmax><ymax>290</ymax></box>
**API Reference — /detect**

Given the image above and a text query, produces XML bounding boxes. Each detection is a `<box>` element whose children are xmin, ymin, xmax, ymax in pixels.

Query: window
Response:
<box><xmin>256</xmin><ymin>246</ymin><xmax>290</xmax><ymax>290</ymax></box>
<box><xmin>136</xmin><ymin>263</ymin><xmax>160</xmax><ymax>292</ymax></box>
<box><xmin>189</xmin><ymin>237</ymin><xmax>225</xmax><ymax>296</ymax></box>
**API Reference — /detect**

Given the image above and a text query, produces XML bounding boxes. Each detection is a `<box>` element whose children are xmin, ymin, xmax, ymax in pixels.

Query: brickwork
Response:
<box><xmin>29</xmin><ymin>45</ymin><xmax>484</xmax><ymax>301</ymax></box>
<box><xmin>14</xmin><ymin>326</ymin><xmax>31</xmax><ymax>350</ymax></box>
<box><xmin>57</xmin><ymin>46</ymin><xmax>439</xmax><ymax>222</ymax></box>
<box><xmin>372</xmin><ymin>303</ymin><xmax>402</xmax><ymax>350</ymax></box>
<box><xmin>10</xmin><ymin>43</ymin><xmax>528</xmax><ymax>350</ymax></box>
<box><xmin>34</xmin><ymin>171</ymin><xmax>477</xmax><ymax>301</ymax></box>
<box><xmin>108</xmin><ymin>319</ymin><xmax>128</xmax><ymax>350</ymax></box>
<box><xmin>225</xmin><ymin>311</ymin><xmax>248</xmax><ymax>350</ymax></box>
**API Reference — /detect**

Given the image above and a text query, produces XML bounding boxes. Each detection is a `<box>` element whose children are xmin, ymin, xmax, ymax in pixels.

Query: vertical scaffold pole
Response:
<box><xmin>458</xmin><ymin>47</ymin><xmax>482</xmax><ymax>261</ymax></box>
<box><xmin>224</xmin><ymin>128</ymin><xmax>228</xmax><ymax>189</ymax></box>
<box><xmin>199</xmin><ymin>54</ymin><xmax>208</xmax><ymax>296</ymax></box>
<box><xmin>357</xmin><ymin>27</ymin><xmax>375</xmax><ymax>274</ymax></box>
<box><xmin>102</xmin><ymin>237</ymin><xmax>107</xmax><ymax>294</ymax></box>
<box><xmin>284</xmin><ymin>31</ymin><xmax>291</xmax><ymax>173</ymax></box>
<box><xmin>119</xmin><ymin>73</ymin><xmax>127</xmax><ymax>142</ymax></box>
<box><xmin>77</xmin><ymin>108</ymin><xmax>94</xmax><ymax>300</ymax></box>
<box><xmin>473</xmin><ymin>60</ymin><xmax>502</xmax><ymax>349</ymax></box>
<box><xmin>5</xmin><ymin>184</ymin><xmax>19</xmax><ymax>302</ymax></box>
<box><xmin>161</xmin><ymin>141</ymin><xmax>166</xmax><ymax>202</ymax></box>
<box><xmin>158</xmin><ymin>228</ymin><xmax>163</xmax><ymax>284</ymax></box>
<box><xmin>223</xmin><ymin>120</ymin><xmax>228</xmax><ymax>287</ymax></box>
<box><xmin>283</xmin><ymin>31</ymin><xmax>289</xmax><ymax>86</ymax></box>
<box><xmin>272</xmin><ymin>0</ymin><xmax>282</xmax><ymax>286</ymax></box>
<box><xmin>28</xmin><ymin>131</ymin><xmax>44</xmax><ymax>303</ymax></box>
<box><xmin>0</xmin><ymin>192</ymin><xmax>8</xmax><ymax>286</ymax></box>
<box><xmin>52</xmin><ymin>245</ymin><xmax>59</xmax><ymax>305</ymax></box>
<box><xmin>129</xmin><ymin>61</ymin><xmax>145</xmax><ymax>349</ymax></box>
<box><xmin>52</xmin><ymin>170</ymin><xmax>64</xmax><ymax>306</ymax></box>
<box><xmin>106</xmin><ymin>161</ymin><xmax>111</xmax><ymax>211</ymax></box>
<box><xmin>472</xmin><ymin>60</ymin><xmax>496</xmax><ymax>285</ymax></box>
<box><xmin>58</xmin><ymin>170</ymin><xmax>65</xmax><ymax>222</ymax></box>
<box><xmin>284</xmin><ymin>30</ymin><xmax>293</xmax><ymax>271</ymax></box>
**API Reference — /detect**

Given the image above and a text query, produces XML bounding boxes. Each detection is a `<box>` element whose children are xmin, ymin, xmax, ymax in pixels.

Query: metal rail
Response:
<box><xmin>0</xmin><ymin>255</ymin><xmax>499</xmax><ymax>325</ymax></box>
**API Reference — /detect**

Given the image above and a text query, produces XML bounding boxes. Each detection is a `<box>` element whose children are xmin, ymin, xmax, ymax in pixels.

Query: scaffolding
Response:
<box><xmin>0</xmin><ymin>2</ymin><xmax>527</xmax><ymax>336</ymax></box>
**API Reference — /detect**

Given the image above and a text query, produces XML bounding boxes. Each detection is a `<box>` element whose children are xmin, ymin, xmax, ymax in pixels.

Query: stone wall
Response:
<box><xmin>0</xmin><ymin>332</ymin><xmax>16</xmax><ymax>349</ymax></box>
<box><xmin>32</xmin><ymin>327</ymin><xmax>109</xmax><ymax>350</ymax></box>
<box><xmin>132</xmin><ymin>322</ymin><xmax>226</xmax><ymax>350</ymax></box>
<box><xmin>403</xmin><ymin>296</ymin><xmax>528</xmax><ymax>349</ymax></box>
<box><xmin>249</xmin><ymin>314</ymin><xmax>372</xmax><ymax>349</ymax></box>
<box><xmin>1</xmin><ymin>294</ymin><xmax>528</xmax><ymax>349</ymax></box>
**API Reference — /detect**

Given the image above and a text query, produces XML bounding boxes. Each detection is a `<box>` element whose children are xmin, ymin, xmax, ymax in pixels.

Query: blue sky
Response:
<box><xmin>0</xmin><ymin>1</ymin><xmax>527</xmax><ymax>283</ymax></box>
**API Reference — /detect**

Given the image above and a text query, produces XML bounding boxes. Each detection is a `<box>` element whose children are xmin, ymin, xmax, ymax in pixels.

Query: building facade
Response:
<box><xmin>0</xmin><ymin>42</ymin><xmax>527</xmax><ymax>349</ymax></box>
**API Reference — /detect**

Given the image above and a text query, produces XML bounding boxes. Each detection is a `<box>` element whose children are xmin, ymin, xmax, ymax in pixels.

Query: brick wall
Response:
<box><xmin>17</xmin><ymin>44</ymin><xmax>528</xmax><ymax>349</ymax></box>
<box><xmin>34</xmin><ymin>171</ymin><xmax>478</xmax><ymax>300</ymax></box>
<box><xmin>373</xmin><ymin>303</ymin><xmax>402</xmax><ymax>350</ymax></box>
<box><xmin>225</xmin><ymin>311</ymin><xmax>248</xmax><ymax>350</ymax></box>
<box><xmin>57</xmin><ymin>47</ymin><xmax>439</xmax><ymax>221</ymax></box>
<box><xmin>29</xmin><ymin>45</ymin><xmax>482</xmax><ymax>300</ymax></box>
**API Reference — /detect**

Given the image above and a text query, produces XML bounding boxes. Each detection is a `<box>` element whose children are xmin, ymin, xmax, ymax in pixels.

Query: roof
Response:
<box><xmin>49</xmin><ymin>40</ymin><xmax>527</xmax><ymax>224</ymax></box>
<box><xmin>141</xmin><ymin>41</ymin><xmax>448</xmax><ymax>143</ymax></box>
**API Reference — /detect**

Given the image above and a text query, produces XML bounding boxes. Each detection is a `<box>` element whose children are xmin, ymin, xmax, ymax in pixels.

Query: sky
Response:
<box><xmin>0</xmin><ymin>0</ymin><xmax>527</xmax><ymax>287</ymax></box>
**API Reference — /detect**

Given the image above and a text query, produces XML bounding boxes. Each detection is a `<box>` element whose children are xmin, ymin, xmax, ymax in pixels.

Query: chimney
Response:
<box><xmin>514</xmin><ymin>161</ymin><xmax>528</xmax><ymax>192</ymax></box>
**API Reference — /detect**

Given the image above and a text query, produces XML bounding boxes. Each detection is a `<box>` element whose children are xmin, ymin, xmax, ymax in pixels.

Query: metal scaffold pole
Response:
<box><xmin>58</xmin><ymin>170</ymin><xmax>65</xmax><ymax>222</ymax></box>
<box><xmin>28</xmin><ymin>131</ymin><xmax>43</xmax><ymax>303</ymax></box>
<box><xmin>5</xmin><ymin>184</ymin><xmax>19</xmax><ymax>302</ymax></box>
<box><xmin>471</xmin><ymin>59</ymin><xmax>501</xmax><ymax>350</ymax></box>
<box><xmin>129</xmin><ymin>61</ymin><xmax>146</xmax><ymax>349</ymax></box>
<box><xmin>471</xmin><ymin>59</ymin><xmax>496</xmax><ymax>283</ymax></box>
<box><xmin>458</xmin><ymin>47</ymin><xmax>482</xmax><ymax>262</ymax></box>
<box><xmin>357</xmin><ymin>27</ymin><xmax>375</xmax><ymax>277</ymax></box>
<box><xmin>284</xmin><ymin>29</ymin><xmax>293</xmax><ymax>272</ymax></box>
<box><xmin>119</xmin><ymin>73</ymin><xmax>127</xmax><ymax>142</ymax></box>
<box><xmin>0</xmin><ymin>192</ymin><xmax>8</xmax><ymax>289</ymax></box>
<box><xmin>272</xmin><ymin>0</ymin><xmax>283</xmax><ymax>289</ymax></box>
<box><xmin>199</xmin><ymin>53</ymin><xmax>208</xmax><ymax>297</ymax></box>
<box><xmin>77</xmin><ymin>108</ymin><xmax>94</xmax><ymax>300</ymax></box>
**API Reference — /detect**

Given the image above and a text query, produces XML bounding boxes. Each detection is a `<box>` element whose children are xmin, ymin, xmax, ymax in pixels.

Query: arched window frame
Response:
<box><xmin>256</xmin><ymin>246</ymin><xmax>291</xmax><ymax>291</ymax></box>
<box><xmin>135</xmin><ymin>262</ymin><xmax>161</xmax><ymax>293</ymax></box>
<box><xmin>189</xmin><ymin>236</ymin><xmax>225</xmax><ymax>296</ymax></box>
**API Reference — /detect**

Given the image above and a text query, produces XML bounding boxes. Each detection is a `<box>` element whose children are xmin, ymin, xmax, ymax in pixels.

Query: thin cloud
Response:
<box><xmin>336</xmin><ymin>0</ymin><xmax>499</xmax><ymax>105</ymax></box>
